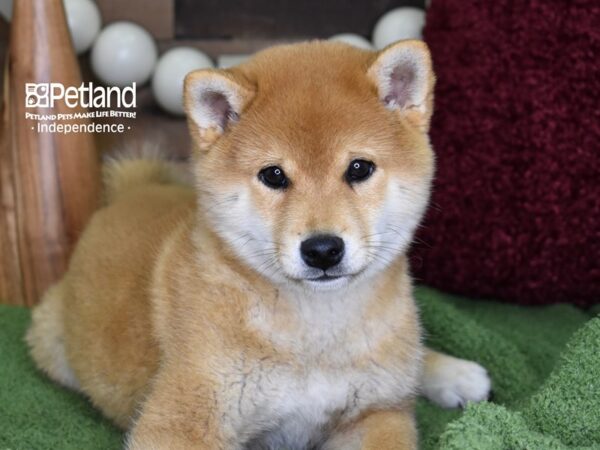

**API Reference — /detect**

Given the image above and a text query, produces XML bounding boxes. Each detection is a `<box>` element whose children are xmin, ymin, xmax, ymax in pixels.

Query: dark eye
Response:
<box><xmin>258</xmin><ymin>166</ymin><xmax>289</xmax><ymax>189</ymax></box>
<box><xmin>345</xmin><ymin>159</ymin><xmax>375</xmax><ymax>184</ymax></box>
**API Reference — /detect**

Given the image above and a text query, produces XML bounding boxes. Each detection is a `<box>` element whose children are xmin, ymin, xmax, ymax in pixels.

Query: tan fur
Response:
<box><xmin>335</xmin><ymin>409</ymin><xmax>418</xmax><ymax>450</ymax></box>
<box><xmin>27</xmin><ymin>40</ymin><xmax>490</xmax><ymax>449</ymax></box>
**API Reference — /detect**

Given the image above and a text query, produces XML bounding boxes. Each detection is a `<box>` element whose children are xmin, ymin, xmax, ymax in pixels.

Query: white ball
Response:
<box><xmin>91</xmin><ymin>21</ymin><xmax>157</xmax><ymax>87</ymax></box>
<box><xmin>152</xmin><ymin>47</ymin><xmax>214</xmax><ymax>115</ymax></box>
<box><xmin>63</xmin><ymin>0</ymin><xmax>102</xmax><ymax>54</ymax></box>
<box><xmin>372</xmin><ymin>7</ymin><xmax>426</xmax><ymax>49</ymax></box>
<box><xmin>329</xmin><ymin>33</ymin><xmax>374</xmax><ymax>50</ymax></box>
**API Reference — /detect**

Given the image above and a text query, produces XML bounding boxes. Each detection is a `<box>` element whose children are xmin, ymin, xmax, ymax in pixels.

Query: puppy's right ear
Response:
<box><xmin>184</xmin><ymin>69</ymin><xmax>255</xmax><ymax>151</ymax></box>
<box><xmin>367</xmin><ymin>40</ymin><xmax>435</xmax><ymax>132</ymax></box>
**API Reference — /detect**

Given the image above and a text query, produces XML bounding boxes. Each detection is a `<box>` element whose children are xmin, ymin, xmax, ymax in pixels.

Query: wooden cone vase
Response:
<box><xmin>0</xmin><ymin>0</ymin><xmax>100</xmax><ymax>306</ymax></box>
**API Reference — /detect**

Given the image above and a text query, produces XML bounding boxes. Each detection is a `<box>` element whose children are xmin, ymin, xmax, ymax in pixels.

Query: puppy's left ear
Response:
<box><xmin>367</xmin><ymin>40</ymin><xmax>435</xmax><ymax>131</ymax></box>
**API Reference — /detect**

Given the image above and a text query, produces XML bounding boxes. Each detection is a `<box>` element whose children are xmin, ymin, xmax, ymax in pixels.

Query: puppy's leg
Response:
<box><xmin>324</xmin><ymin>409</ymin><xmax>417</xmax><ymax>450</ymax></box>
<box><xmin>421</xmin><ymin>349</ymin><xmax>491</xmax><ymax>408</ymax></box>
<box><xmin>126</xmin><ymin>365</ymin><xmax>235</xmax><ymax>450</ymax></box>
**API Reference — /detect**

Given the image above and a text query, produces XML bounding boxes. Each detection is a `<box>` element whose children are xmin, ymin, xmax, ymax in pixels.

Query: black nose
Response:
<box><xmin>300</xmin><ymin>235</ymin><xmax>345</xmax><ymax>270</ymax></box>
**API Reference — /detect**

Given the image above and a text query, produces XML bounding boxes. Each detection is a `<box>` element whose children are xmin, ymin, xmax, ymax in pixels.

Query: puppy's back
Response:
<box><xmin>28</xmin><ymin>153</ymin><xmax>196</xmax><ymax>428</ymax></box>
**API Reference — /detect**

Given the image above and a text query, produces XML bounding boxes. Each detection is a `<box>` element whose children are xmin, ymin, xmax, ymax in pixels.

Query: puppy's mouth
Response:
<box><xmin>290</xmin><ymin>273</ymin><xmax>347</xmax><ymax>283</ymax></box>
<box><xmin>299</xmin><ymin>269</ymin><xmax>364</xmax><ymax>287</ymax></box>
<box><xmin>301</xmin><ymin>274</ymin><xmax>350</xmax><ymax>290</ymax></box>
<box><xmin>309</xmin><ymin>274</ymin><xmax>344</xmax><ymax>282</ymax></box>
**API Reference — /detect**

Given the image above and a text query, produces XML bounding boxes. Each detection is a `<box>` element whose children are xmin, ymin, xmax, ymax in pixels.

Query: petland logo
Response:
<box><xmin>25</xmin><ymin>82</ymin><xmax>136</xmax><ymax>109</ymax></box>
<box><xmin>24</xmin><ymin>82</ymin><xmax>137</xmax><ymax>134</ymax></box>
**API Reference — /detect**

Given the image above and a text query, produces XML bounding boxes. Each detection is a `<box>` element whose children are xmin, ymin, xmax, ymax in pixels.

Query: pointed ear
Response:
<box><xmin>184</xmin><ymin>69</ymin><xmax>256</xmax><ymax>150</ymax></box>
<box><xmin>367</xmin><ymin>40</ymin><xmax>435</xmax><ymax>131</ymax></box>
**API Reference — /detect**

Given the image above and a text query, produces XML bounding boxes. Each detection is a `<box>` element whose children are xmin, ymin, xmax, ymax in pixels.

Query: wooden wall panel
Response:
<box><xmin>175</xmin><ymin>0</ymin><xmax>425</xmax><ymax>40</ymax></box>
<box><xmin>96</xmin><ymin>0</ymin><xmax>175</xmax><ymax>40</ymax></box>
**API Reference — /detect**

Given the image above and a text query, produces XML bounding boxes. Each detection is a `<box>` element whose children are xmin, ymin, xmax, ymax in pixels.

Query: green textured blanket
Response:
<box><xmin>1</xmin><ymin>287</ymin><xmax>598</xmax><ymax>450</ymax></box>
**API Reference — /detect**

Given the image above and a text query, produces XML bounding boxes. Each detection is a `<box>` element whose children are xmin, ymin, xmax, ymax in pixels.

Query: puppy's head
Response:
<box><xmin>184</xmin><ymin>40</ymin><xmax>435</xmax><ymax>292</ymax></box>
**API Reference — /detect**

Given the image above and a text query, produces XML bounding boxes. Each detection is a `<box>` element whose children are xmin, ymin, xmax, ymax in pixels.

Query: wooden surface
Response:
<box><xmin>96</xmin><ymin>0</ymin><xmax>175</xmax><ymax>40</ymax></box>
<box><xmin>0</xmin><ymin>0</ymin><xmax>100</xmax><ymax>306</ymax></box>
<box><xmin>175</xmin><ymin>0</ymin><xmax>426</xmax><ymax>39</ymax></box>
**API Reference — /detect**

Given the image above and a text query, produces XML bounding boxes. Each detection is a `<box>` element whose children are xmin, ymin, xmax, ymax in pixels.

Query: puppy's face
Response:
<box><xmin>185</xmin><ymin>41</ymin><xmax>435</xmax><ymax>292</ymax></box>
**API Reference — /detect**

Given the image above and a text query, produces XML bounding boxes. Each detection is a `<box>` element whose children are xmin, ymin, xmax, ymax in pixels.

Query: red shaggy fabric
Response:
<box><xmin>411</xmin><ymin>1</ymin><xmax>600</xmax><ymax>306</ymax></box>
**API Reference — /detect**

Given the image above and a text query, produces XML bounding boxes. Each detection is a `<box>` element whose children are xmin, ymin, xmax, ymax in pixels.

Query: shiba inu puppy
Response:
<box><xmin>27</xmin><ymin>40</ymin><xmax>491</xmax><ymax>449</ymax></box>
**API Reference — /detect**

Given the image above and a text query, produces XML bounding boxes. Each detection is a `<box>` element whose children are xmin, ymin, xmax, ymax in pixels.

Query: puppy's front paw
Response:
<box><xmin>421</xmin><ymin>353</ymin><xmax>491</xmax><ymax>409</ymax></box>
